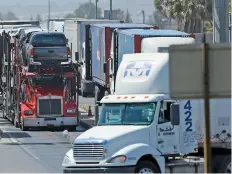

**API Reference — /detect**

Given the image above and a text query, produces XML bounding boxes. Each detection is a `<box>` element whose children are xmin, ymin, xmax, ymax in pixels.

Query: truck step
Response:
<box><xmin>165</xmin><ymin>157</ymin><xmax>204</xmax><ymax>173</ymax></box>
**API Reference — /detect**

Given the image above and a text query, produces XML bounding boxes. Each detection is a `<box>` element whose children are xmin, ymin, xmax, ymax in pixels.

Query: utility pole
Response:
<box><xmin>109</xmin><ymin>0</ymin><xmax>112</xmax><ymax>20</ymax></box>
<box><xmin>95</xmin><ymin>0</ymin><xmax>98</xmax><ymax>19</ymax></box>
<box><xmin>213</xmin><ymin>0</ymin><xmax>229</xmax><ymax>43</ymax></box>
<box><xmin>47</xmin><ymin>0</ymin><xmax>51</xmax><ymax>31</ymax></box>
<box><xmin>141</xmin><ymin>10</ymin><xmax>145</xmax><ymax>24</ymax></box>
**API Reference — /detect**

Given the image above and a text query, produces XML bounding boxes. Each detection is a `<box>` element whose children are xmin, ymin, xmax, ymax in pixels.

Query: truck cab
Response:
<box><xmin>62</xmin><ymin>53</ymin><xmax>231</xmax><ymax>173</ymax></box>
<box><xmin>18</xmin><ymin>70</ymin><xmax>78</xmax><ymax>131</ymax></box>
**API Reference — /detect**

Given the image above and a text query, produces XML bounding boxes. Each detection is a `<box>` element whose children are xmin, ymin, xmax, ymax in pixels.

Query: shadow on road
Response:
<box><xmin>3</xmin><ymin>131</ymin><xmax>31</xmax><ymax>138</ymax></box>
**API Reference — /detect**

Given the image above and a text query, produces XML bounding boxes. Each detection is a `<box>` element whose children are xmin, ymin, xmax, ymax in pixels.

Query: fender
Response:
<box><xmin>21</xmin><ymin>103</ymin><xmax>36</xmax><ymax>118</ymax></box>
<box><xmin>108</xmin><ymin>143</ymin><xmax>165</xmax><ymax>172</ymax></box>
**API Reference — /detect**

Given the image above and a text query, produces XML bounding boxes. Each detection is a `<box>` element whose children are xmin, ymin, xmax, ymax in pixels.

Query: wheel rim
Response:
<box><xmin>139</xmin><ymin>168</ymin><xmax>154</xmax><ymax>174</ymax></box>
<box><xmin>226</xmin><ymin>162</ymin><xmax>231</xmax><ymax>173</ymax></box>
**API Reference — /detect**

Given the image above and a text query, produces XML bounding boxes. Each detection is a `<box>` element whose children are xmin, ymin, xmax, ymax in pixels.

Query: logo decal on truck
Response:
<box><xmin>124</xmin><ymin>61</ymin><xmax>153</xmax><ymax>78</ymax></box>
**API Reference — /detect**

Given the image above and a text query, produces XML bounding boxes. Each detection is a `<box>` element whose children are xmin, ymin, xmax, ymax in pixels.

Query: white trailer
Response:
<box><xmin>62</xmin><ymin>52</ymin><xmax>231</xmax><ymax>173</ymax></box>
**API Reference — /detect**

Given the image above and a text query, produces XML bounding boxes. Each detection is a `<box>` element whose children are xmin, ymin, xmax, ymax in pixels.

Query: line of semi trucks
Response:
<box><xmin>0</xmin><ymin>19</ymin><xmax>231</xmax><ymax>173</ymax></box>
<box><xmin>0</xmin><ymin>19</ymin><xmax>194</xmax><ymax>131</ymax></box>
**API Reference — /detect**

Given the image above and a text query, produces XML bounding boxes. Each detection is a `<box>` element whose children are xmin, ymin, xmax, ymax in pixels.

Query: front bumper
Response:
<box><xmin>23</xmin><ymin>116</ymin><xmax>78</xmax><ymax>127</ymax></box>
<box><xmin>63</xmin><ymin>166</ymin><xmax>135</xmax><ymax>173</ymax></box>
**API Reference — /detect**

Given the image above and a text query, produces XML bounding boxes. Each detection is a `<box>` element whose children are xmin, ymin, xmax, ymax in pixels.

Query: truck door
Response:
<box><xmin>156</xmin><ymin>100</ymin><xmax>180</xmax><ymax>155</ymax></box>
<box><xmin>109</xmin><ymin>30</ymin><xmax>117</xmax><ymax>94</ymax></box>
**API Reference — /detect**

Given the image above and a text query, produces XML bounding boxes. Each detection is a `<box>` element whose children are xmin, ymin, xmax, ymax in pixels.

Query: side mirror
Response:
<box><xmin>103</xmin><ymin>62</ymin><xmax>107</xmax><ymax>73</ymax></box>
<box><xmin>109</xmin><ymin>74</ymin><xmax>113</xmax><ymax>78</ymax></box>
<box><xmin>75</xmin><ymin>52</ymin><xmax>79</xmax><ymax>62</ymax></box>
<box><xmin>66</xmin><ymin>38</ymin><xmax>69</xmax><ymax>43</ymax></box>
<box><xmin>94</xmin><ymin>104</ymin><xmax>102</xmax><ymax>126</ymax></box>
<box><xmin>170</xmin><ymin>103</ymin><xmax>180</xmax><ymax>126</ymax></box>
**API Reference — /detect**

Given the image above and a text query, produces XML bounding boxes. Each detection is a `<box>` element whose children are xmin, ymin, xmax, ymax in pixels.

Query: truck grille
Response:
<box><xmin>38</xmin><ymin>98</ymin><xmax>62</xmax><ymax>116</ymax></box>
<box><xmin>73</xmin><ymin>143</ymin><xmax>104</xmax><ymax>160</ymax></box>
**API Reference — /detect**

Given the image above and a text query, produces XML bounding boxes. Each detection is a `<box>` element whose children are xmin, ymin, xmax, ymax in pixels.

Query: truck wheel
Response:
<box><xmin>2</xmin><ymin>109</ymin><xmax>6</xmax><ymax>119</ymax></box>
<box><xmin>217</xmin><ymin>155</ymin><xmax>231</xmax><ymax>173</ymax></box>
<box><xmin>82</xmin><ymin>90</ymin><xmax>88</xmax><ymax>97</ymax></box>
<box><xmin>14</xmin><ymin>117</ymin><xmax>19</xmax><ymax>128</ymax></box>
<box><xmin>2</xmin><ymin>100</ymin><xmax>6</xmax><ymax>119</ymax></box>
<box><xmin>135</xmin><ymin>160</ymin><xmax>160</xmax><ymax>173</ymax></box>
<box><xmin>94</xmin><ymin>86</ymin><xmax>100</xmax><ymax>103</ymax></box>
<box><xmin>104</xmin><ymin>90</ymin><xmax>110</xmax><ymax>96</ymax></box>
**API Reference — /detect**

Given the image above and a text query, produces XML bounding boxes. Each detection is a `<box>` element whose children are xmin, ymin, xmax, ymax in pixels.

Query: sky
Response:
<box><xmin>0</xmin><ymin>0</ymin><xmax>156</xmax><ymax>23</ymax></box>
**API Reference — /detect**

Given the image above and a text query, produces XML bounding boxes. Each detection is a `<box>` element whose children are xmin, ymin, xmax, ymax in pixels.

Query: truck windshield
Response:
<box><xmin>98</xmin><ymin>103</ymin><xmax>156</xmax><ymax>126</ymax></box>
<box><xmin>31</xmin><ymin>76</ymin><xmax>64</xmax><ymax>86</ymax></box>
<box><xmin>32</xmin><ymin>34</ymin><xmax>66</xmax><ymax>47</ymax></box>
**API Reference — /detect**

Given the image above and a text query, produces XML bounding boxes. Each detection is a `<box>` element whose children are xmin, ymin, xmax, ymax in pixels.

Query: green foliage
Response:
<box><xmin>4</xmin><ymin>12</ymin><xmax>18</xmax><ymax>20</ymax></box>
<box><xmin>64</xmin><ymin>13</ymin><xmax>76</xmax><ymax>18</ymax></box>
<box><xmin>229</xmin><ymin>0</ymin><xmax>231</xmax><ymax>13</ymax></box>
<box><xmin>154</xmin><ymin>0</ymin><xmax>212</xmax><ymax>32</ymax></box>
<box><xmin>124</xmin><ymin>10</ymin><xmax>133</xmax><ymax>23</ymax></box>
<box><xmin>74</xmin><ymin>1</ymin><xmax>102</xmax><ymax>19</ymax></box>
<box><xmin>0</xmin><ymin>12</ymin><xmax>3</xmax><ymax>20</ymax></box>
<box><xmin>113</xmin><ymin>9</ymin><xmax>125</xmax><ymax>21</ymax></box>
<box><xmin>36</xmin><ymin>14</ymin><xmax>42</xmax><ymax>22</ymax></box>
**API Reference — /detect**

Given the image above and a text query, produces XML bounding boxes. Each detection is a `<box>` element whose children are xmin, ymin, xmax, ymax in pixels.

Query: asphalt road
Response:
<box><xmin>0</xmin><ymin>96</ymin><xmax>94</xmax><ymax>173</ymax></box>
<box><xmin>79</xmin><ymin>96</ymin><xmax>94</xmax><ymax>106</ymax></box>
<box><xmin>0</xmin><ymin>113</ymin><xmax>86</xmax><ymax>173</ymax></box>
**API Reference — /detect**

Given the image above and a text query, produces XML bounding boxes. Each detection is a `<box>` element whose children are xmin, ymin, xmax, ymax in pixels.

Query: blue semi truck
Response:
<box><xmin>83</xmin><ymin>23</ymin><xmax>156</xmax><ymax>101</ymax></box>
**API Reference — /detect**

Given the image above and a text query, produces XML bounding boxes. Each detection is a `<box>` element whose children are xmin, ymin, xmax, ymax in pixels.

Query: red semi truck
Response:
<box><xmin>1</xmin><ymin>27</ymin><xmax>80</xmax><ymax>131</ymax></box>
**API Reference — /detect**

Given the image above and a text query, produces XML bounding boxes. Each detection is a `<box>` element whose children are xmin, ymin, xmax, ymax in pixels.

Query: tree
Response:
<box><xmin>155</xmin><ymin>0</ymin><xmax>212</xmax><ymax>32</ymax></box>
<box><xmin>64</xmin><ymin>13</ymin><xmax>76</xmax><ymax>18</ymax></box>
<box><xmin>36</xmin><ymin>14</ymin><xmax>42</xmax><ymax>22</ymax></box>
<box><xmin>229</xmin><ymin>0</ymin><xmax>231</xmax><ymax>13</ymax></box>
<box><xmin>153</xmin><ymin>11</ymin><xmax>167</xmax><ymax>29</ymax></box>
<box><xmin>0</xmin><ymin>12</ymin><xmax>3</xmax><ymax>20</ymax></box>
<box><xmin>4</xmin><ymin>12</ymin><xmax>18</xmax><ymax>20</ymax></box>
<box><xmin>113</xmin><ymin>9</ymin><xmax>125</xmax><ymax>21</ymax></box>
<box><xmin>74</xmin><ymin>1</ymin><xmax>102</xmax><ymax>19</ymax></box>
<box><xmin>124</xmin><ymin>10</ymin><xmax>133</xmax><ymax>23</ymax></box>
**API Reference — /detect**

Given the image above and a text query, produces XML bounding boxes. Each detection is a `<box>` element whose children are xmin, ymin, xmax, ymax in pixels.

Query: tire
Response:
<box><xmin>2</xmin><ymin>109</ymin><xmax>6</xmax><ymax>119</ymax></box>
<box><xmin>216</xmin><ymin>155</ymin><xmax>231</xmax><ymax>173</ymax></box>
<box><xmin>94</xmin><ymin>86</ymin><xmax>100</xmax><ymax>104</ymax></box>
<box><xmin>2</xmin><ymin>100</ymin><xmax>6</xmax><ymax>119</ymax></box>
<box><xmin>68</xmin><ymin>126</ymin><xmax>77</xmax><ymax>131</ymax></box>
<box><xmin>13</xmin><ymin>104</ymin><xmax>19</xmax><ymax>128</ymax></box>
<box><xmin>135</xmin><ymin>160</ymin><xmax>160</xmax><ymax>173</ymax></box>
<box><xmin>20</xmin><ymin>118</ymin><xmax>28</xmax><ymax>131</ymax></box>
<box><xmin>14</xmin><ymin>117</ymin><xmax>19</xmax><ymax>128</ymax></box>
<box><xmin>82</xmin><ymin>91</ymin><xmax>87</xmax><ymax>97</ymax></box>
<box><xmin>104</xmin><ymin>90</ymin><xmax>110</xmax><ymax>96</ymax></box>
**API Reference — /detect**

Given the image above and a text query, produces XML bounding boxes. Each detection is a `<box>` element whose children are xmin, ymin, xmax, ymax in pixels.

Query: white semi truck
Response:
<box><xmin>62</xmin><ymin>52</ymin><xmax>231</xmax><ymax>173</ymax></box>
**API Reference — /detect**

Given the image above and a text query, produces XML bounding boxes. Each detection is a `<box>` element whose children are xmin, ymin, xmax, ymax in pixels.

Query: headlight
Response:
<box><xmin>67</xmin><ymin>108</ymin><xmax>76</xmax><ymax>114</ymax></box>
<box><xmin>107</xmin><ymin>155</ymin><xmax>127</xmax><ymax>163</ymax></box>
<box><xmin>24</xmin><ymin>110</ymin><xmax>34</xmax><ymax>116</ymax></box>
<box><xmin>62</xmin><ymin>155</ymin><xmax>72</xmax><ymax>165</ymax></box>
